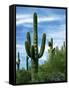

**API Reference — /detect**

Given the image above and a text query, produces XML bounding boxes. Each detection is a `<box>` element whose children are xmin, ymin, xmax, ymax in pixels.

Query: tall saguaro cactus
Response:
<box><xmin>16</xmin><ymin>52</ymin><xmax>20</xmax><ymax>70</ymax></box>
<box><xmin>25</xmin><ymin>13</ymin><xmax>46</xmax><ymax>81</ymax></box>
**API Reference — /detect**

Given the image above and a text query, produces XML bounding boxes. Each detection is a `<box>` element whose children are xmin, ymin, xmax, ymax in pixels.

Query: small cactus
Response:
<box><xmin>16</xmin><ymin>52</ymin><xmax>20</xmax><ymax>70</ymax></box>
<box><xmin>26</xmin><ymin>56</ymin><xmax>29</xmax><ymax>70</ymax></box>
<box><xmin>25</xmin><ymin>13</ymin><xmax>46</xmax><ymax>81</ymax></box>
<box><xmin>48</xmin><ymin>38</ymin><xmax>55</xmax><ymax>58</ymax></box>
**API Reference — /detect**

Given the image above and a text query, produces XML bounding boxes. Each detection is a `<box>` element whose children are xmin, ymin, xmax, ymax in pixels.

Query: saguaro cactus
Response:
<box><xmin>25</xmin><ymin>13</ymin><xmax>46</xmax><ymax>81</ymax></box>
<box><xmin>48</xmin><ymin>38</ymin><xmax>55</xmax><ymax>58</ymax></box>
<box><xmin>26</xmin><ymin>56</ymin><xmax>29</xmax><ymax>70</ymax></box>
<box><xmin>61</xmin><ymin>41</ymin><xmax>66</xmax><ymax>51</ymax></box>
<box><xmin>16</xmin><ymin>52</ymin><xmax>20</xmax><ymax>70</ymax></box>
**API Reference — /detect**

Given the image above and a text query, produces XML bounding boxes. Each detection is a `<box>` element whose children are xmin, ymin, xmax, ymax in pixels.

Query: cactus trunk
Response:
<box><xmin>32</xmin><ymin>13</ymin><xmax>38</xmax><ymax>78</ymax></box>
<box><xmin>25</xmin><ymin>13</ymin><xmax>46</xmax><ymax>82</ymax></box>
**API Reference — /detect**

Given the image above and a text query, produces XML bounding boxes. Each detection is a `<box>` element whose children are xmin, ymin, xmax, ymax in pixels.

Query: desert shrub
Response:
<box><xmin>16</xmin><ymin>69</ymin><xmax>31</xmax><ymax>84</ymax></box>
<box><xmin>16</xmin><ymin>43</ymin><xmax>66</xmax><ymax>83</ymax></box>
<box><xmin>37</xmin><ymin>44</ymin><xmax>66</xmax><ymax>82</ymax></box>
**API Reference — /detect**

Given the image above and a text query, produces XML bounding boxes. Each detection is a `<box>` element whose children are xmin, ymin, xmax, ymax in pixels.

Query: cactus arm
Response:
<box><xmin>38</xmin><ymin>33</ymin><xmax>46</xmax><ymax>58</ymax></box>
<box><xmin>48</xmin><ymin>38</ymin><xmax>53</xmax><ymax>49</ymax></box>
<box><xmin>52</xmin><ymin>48</ymin><xmax>55</xmax><ymax>52</ymax></box>
<box><xmin>51</xmin><ymin>38</ymin><xmax>53</xmax><ymax>48</ymax></box>
<box><xmin>26</xmin><ymin>32</ymin><xmax>31</xmax><ymax>45</ymax></box>
<box><xmin>52</xmin><ymin>48</ymin><xmax>55</xmax><ymax>54</ymax></box>
<box><xmin>25</xmin><ymin>41</ymin><xmax>31</xmax><ymax>57</ymax></box>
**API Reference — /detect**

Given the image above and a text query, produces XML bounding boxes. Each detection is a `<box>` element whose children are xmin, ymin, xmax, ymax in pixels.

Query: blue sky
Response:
<box><xmin>16</xmin><ymin>6</ymin><xmax>66</xmax><ymax>69</ymax></box>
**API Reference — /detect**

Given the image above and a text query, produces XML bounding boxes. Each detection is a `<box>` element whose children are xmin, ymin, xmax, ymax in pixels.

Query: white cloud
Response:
<box><xmin>48</xmin><ymin>30</ymin><xmax>65</xmax><ymax>40</ymax></box>
<box><xmin>16</xmin><ymin>44</ymin><xmax>26</xmax><ymax>58</ymax></box>
<box><xmin>16</xmin><ymin>14</ymin><xmax>32</xmax><ymax>20</ymax></box>
<box><xmin>54</xmin><ymin>40</ymin><xmax>64</xmax><ymax>49</ymax></box>
<box><xmin>16</xmin><ymin>14</ymin><xmax>62</xmax><ymax>26</ymax></box>
<box><xmin>38</xmin><ymin>16</ymin><xmax>61</xmax><ymax>22</ymax></box>
<box><xmin>47</xmin><ymin>24</ymin><xmax>66</xmax><ymax>48</ymax></box>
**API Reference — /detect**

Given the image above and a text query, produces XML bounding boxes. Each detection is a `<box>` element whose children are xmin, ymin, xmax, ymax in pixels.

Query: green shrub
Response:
<box><xmin>16</xmin><ymin>69</ymin><xmax>31</xmax><ymax>84</ymax></box>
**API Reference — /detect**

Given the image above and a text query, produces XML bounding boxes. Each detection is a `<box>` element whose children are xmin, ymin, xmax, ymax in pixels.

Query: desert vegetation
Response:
<box><xmin>16</xmin><ymin>13</ymin><xmax>66</xmax><ymax>84</ymax></box>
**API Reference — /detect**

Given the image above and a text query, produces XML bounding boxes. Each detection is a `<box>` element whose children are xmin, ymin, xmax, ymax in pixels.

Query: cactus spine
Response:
<box><xmin>16</xmin><ymin>52</ymin><xmax>20</xmax><ymax>70</ymax></box>
<box><xmin>25</xmin><ymin>13</ymin><xmax>46</xmax><ymax>81</ymax></box>
<box><xmin>26</xmin><ymin>56</ymin><xmax>29</xmax><ymax>70</ymax></box>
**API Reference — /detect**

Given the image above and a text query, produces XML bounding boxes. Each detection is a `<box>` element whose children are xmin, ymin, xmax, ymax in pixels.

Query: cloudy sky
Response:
<box><xmin>16</xmin><ymin>6</ymin><xmax>66</xmax><ymax>69</ymax></box>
